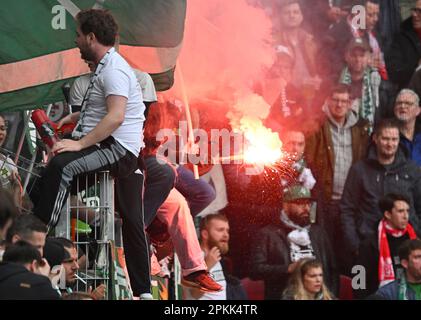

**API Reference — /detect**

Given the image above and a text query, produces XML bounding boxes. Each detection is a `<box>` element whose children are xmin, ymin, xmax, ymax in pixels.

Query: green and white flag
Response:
<box><xmin>0</xmin><ymin>0</ymin><xmax>186</xmax><ymax>112</ymax></box>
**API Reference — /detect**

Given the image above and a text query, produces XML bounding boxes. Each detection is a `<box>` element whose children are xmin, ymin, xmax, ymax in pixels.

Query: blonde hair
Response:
<box><xmin>283</xmin><ymin>258</ymin><xmax>333</xmax><ymax>300</ymax></box>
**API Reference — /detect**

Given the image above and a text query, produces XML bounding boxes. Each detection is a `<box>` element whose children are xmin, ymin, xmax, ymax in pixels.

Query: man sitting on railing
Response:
<box><xmin>30</xmin><ymin>9</ymin><xmax>151</xmax><ymax>300</ymax></box>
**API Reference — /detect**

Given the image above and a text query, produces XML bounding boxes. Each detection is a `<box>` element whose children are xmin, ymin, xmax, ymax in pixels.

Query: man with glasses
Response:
<box><xmin>305</xmin><ymin>84</ymin><xmax>370</xmax><ymax>274</ymax></box>
<box><xmin>393</xmin><ymin>89</ymin><xmax>421</xmax><ymax>166</ymax></box>
<box><xmin>387</xmin><ymin>0</ymin><xmax>421</xmax><ymax>89</ymax></box>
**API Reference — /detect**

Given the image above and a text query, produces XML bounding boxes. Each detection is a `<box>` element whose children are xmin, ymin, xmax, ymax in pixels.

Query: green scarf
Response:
<box><xmin>397</xmin><ymin>274</ymin><xmax>421</xmax><ymax>300</ymax></box>
<box><xmin>398</xmin><ymin>273</ymin><xmax>409</xmax><ymax>300</ymax></box>
<box><xmin>292</xmin><ymin>158</ymin><xmax>307</xmax><ymax>175</ymax></box>
<box><xmin>339</xmin><ymin>67</ymin><xmax>375</xmax><ymax>129</ymax></box>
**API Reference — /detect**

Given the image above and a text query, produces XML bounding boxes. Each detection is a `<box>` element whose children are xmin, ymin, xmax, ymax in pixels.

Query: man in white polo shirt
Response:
<box><xmin>184</xmin><ymin>213</ymin><xmax>247</xmax><ymax>300</ymax></box>
<box><xmin>32</xmin><ymin>9</ymin><xmax>151</xmax><ymax>299</ymax></box>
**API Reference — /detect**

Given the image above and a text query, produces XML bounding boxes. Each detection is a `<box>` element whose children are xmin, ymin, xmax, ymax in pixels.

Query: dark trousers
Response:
<box><xmin>115</xmin><ymin>171</ymin><xmax>150</xmax><ymax>295</ymax></box>
<box><xmin>321</xmin><ymin>200</ymin><xmax>354</xmax><ymax>276</ymax></box>
<box><xmin>33</xmin><ymin>137</ymin><xmax>136</xmax><ymax>229</ymax></box>
<box><xmin>143</xmin><ymin>156</ymin><xmax>176</xmax><ymax>227</ymax></box>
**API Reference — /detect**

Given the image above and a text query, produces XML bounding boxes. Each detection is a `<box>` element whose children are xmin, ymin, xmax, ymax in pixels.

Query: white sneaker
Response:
<box><xmin>139</xmin><ymin>293</ymin><xmax>154</xmax><ymax>300</ymax></box>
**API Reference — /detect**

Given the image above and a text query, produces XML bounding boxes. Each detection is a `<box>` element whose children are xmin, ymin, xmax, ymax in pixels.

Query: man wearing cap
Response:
<box><xmin>339</xmin><ymin>37</ymin><xmax>381</xmax><ymax>128</ymax></box>
<box><xmin>250</xmin><ymin>184</ymin><xmax>338</xmax><ymax>299</ymax></box>
<box><xmin>320</xmin><ymin>0</ymin><xmax>383</xmax><ymax>82</ymax></box>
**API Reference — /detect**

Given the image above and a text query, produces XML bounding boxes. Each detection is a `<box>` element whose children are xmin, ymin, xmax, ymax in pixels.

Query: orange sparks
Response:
<box><xmin>240</xmin><ymin>116</ymin><xmax>283</xmax><ymax>165</ymax></box>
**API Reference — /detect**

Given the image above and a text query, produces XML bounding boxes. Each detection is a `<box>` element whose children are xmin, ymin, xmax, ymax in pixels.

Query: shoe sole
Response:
<box><xmin>181</xmin><ymin>279</ymin><xmax>223</xmax><ymax>292</ymax></box>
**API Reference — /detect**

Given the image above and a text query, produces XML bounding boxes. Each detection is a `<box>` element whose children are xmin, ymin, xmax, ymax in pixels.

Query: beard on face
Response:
<box><xmin>395</xmin><ymin>114</ymin><xmax>411</xmax><ymax>124</ymax></box>
<box><xmin>80</xmin><ymin>46</ymin><xmax>95</xmax><ymax>63</ymax></box>
<box><xmin>66</xmin><ymin>275</ymin><xmax>76</xmax><ymax>286</ymax></box>
<box><xmin>288</xmin><ymin>212</ymin><xmax>310</xmax><ymax>227</ymax></box>
<box><xmin>208</xmin><ymin>237</ymin><xmax>229</xmax><ymax>255</ymax></box>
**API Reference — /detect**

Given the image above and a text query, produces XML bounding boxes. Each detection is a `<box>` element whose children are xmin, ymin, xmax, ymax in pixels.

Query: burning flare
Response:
<box><xmin>228</xmin><ymin>93</ymin><xmax>283</xmax><ymax>165</ymax></box>
<box><xmin>241</xmin><ymin>116</ymin><xmax>283</xmax><ymax>164</ymax></box>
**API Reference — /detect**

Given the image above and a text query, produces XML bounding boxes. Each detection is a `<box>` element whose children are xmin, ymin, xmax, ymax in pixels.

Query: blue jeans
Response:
<box><xmin>175</xmin><ymin>165</ymin><xmax>215</xmax><ymax>217</ymax></box>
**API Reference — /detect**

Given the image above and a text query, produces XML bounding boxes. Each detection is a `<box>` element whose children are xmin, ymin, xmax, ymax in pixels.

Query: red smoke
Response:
<box><xmin>166</xmin><ymin>0</ymin><xmax>275</xmax><ymax>109</ymax></box>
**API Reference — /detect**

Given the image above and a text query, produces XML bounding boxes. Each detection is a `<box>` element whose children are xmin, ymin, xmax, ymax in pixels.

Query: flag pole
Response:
<box><xmin>175</xmin><ymin>63</ymin><xmax>199</xmax><ymax>179</ymax></box>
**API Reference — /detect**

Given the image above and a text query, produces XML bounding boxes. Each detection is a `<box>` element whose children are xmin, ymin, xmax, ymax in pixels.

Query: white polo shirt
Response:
<box><xmin>132</xmin><ymin>69</ymin><xmax>157</xmax><ymax>103</ymax></box>
<box><xmin>80</xmin><ymin>48</ymin><xmax>145</xmax><ymax>156</ymax></box>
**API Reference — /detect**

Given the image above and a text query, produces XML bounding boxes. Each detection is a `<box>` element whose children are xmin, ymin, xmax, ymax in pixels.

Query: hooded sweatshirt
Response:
<box><xmin>0</xmin><ymin>262</ymin><xmax>60</xmax><ymax>300</ymax></box>
<box><xmin>305</xmin><ymin>108</ymin><xmax>370</xmax><ymax>202</ymax></box>
<box><xmin>323</xmin><ymin>104</ymin><xmax>359</xmax><ymax>200</ymax></box>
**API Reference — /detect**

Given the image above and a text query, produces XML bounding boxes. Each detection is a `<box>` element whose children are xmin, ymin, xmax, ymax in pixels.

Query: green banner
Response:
<box><xmin>0</xmin><ymin>0</ymin><xmax>186</xmax><ymax>112</ymax></box>
<box><xmin>0</xmin><ymin>78</ymin><xmax>77</xmax><ymax>112</ymax></box>
<box><xmin>0</xmin><ymin>0</ymin><xmax>185</xmax><ymax>64</ymax></box>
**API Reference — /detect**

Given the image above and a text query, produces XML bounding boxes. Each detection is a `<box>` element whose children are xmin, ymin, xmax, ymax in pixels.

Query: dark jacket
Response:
<box><xmin>249</xmin><ymin>220</ymin><xmax>338</xmax><ymax>300</ymax></box>
<box><xmin>300</xmin><ymin>0</ymin><xmax>335</xmax><ymax>36</ymax></box>
<box><xmin>355</xmin><ymin>232</ymin><xmax>381</xmax><ymax>299</ymax></box>
<box><xmin>386</xmin><ymin>17</ymin><xmax>421</xmax><ymax>89</ymax></box>
<box><xmin>275</xmin><ymin>29</ymin><xmax>319</xmax><ymax>78</ymax></box>
<box><xmin>0</xmin><ymin>262</ymin><xmax>60</xmax><ymax>300</ymax></box>
<box><xmin>220</xmin><ymin>259</ymin><xmax>248</xmax><ymax>300</ymax></box>
<box><xmin>319</xmin><ymin>18</ymin><xmax>353</xmax><ymax>81</ymax></box>
<box><xmin>263</xmin><ymin>83</ymin><xmax>306</xmax><ymax>135</ymax></box>
<box><xmin>355</xmin><ymin>230</ymin><xmax>411</xmax><ymax>299</ymax></box>
<box><xmin>378</xmin><ymin>0</ymin><xmax>401</xmax><ymax>52</ymax></box>
<box><xmin>408</xmin><ymin>68</ymin><xmax>421</xmax><ymax>101</ymax></box>
<box><xmin>305</xmin><ymin>112</ymin><xmax>370</xmax><ymax>202</ymax></box>
<box><xmin>225</xmin><ymin>274</ymin><xmax>248</xmax><ymax>300</ymax></box>
<box><xmin>340</xmin><ymin>145</ymin><xmax>421</xmax><ymax>253</ymax></box>
<box><xmin>399</xmin><ymin>129</ymin><xmax>421</xmax><ymax>167</ymax></box>
<box><xmin>376</xmin><ymin>278</ymin><xmax>417</xmax><ymax>300</ymax></box>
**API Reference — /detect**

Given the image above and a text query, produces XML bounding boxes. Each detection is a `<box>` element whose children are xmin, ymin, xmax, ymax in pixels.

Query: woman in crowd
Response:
<box><xmin>283</xmin><ymin>258</ymin><xmax>334</xmax><ymax>300</ymax></box>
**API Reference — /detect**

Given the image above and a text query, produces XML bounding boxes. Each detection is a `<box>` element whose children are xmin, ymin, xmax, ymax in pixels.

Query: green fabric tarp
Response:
<box><xmin>0</xmin><ymin>0</ymin><xmax>186</xmax><ymax>112</ymax></box>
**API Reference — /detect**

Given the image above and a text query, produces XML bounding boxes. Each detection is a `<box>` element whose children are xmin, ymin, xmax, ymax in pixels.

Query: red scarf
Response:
<box><xmin>378</xmin><ymin>219</ymin><xmax>417</xmax><ymax>286</ymax></box>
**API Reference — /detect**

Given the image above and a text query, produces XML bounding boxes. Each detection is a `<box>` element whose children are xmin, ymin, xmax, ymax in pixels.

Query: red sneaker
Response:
<box><xmin>182</xmin><ymin>271</ymin><xmax>222</xmax><ymax>292</ymax></box>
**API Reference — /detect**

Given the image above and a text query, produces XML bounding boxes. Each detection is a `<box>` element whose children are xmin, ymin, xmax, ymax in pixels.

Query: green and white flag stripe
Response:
<box><xmin>0</xmin><ymin>0</ymin><xmax>186</xmax><ymax>112</ymax></box>
<box><xmin>0</xmin><ymin>49</ymin><xmax>90</xmax><ymax>95</ymax></box>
